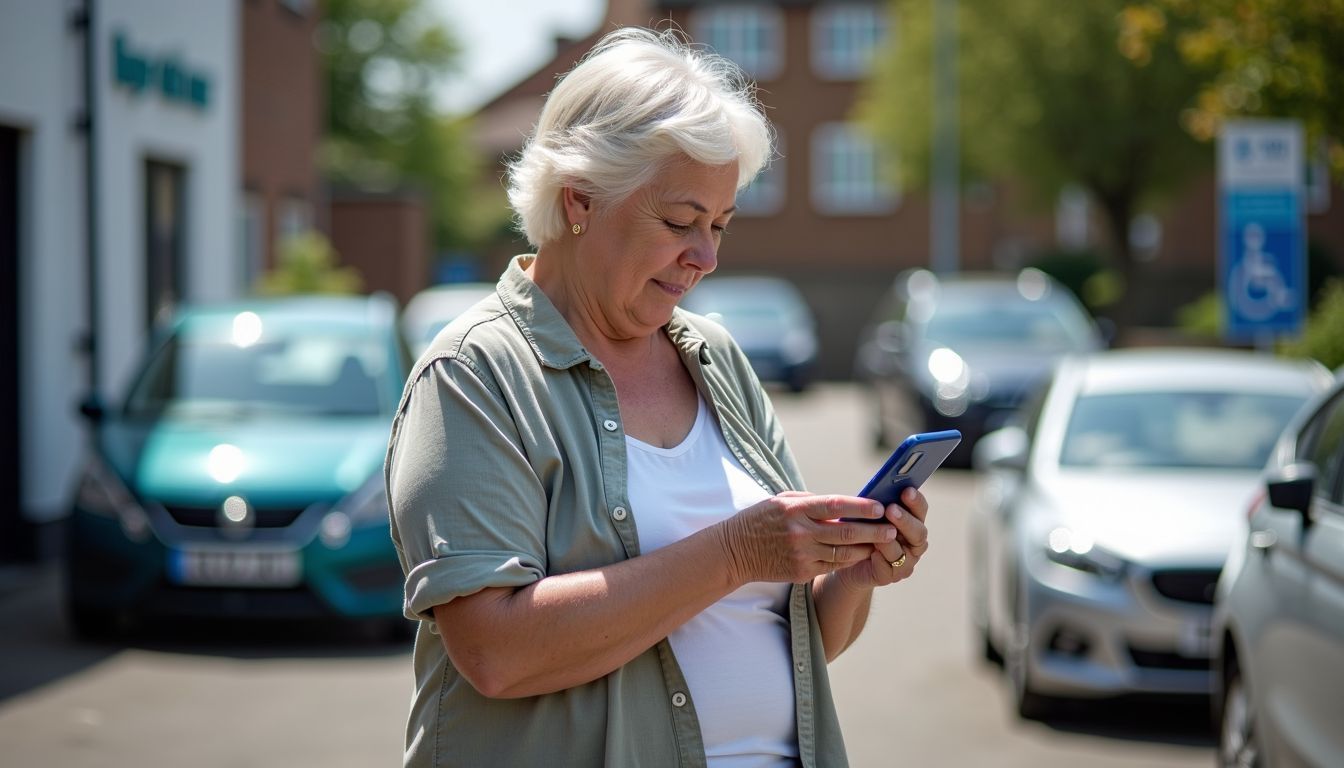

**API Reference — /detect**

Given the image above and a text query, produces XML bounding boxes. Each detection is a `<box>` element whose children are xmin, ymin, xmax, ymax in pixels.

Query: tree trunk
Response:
<box><xmin>1096</xmin><ymin>190</ymin><xmax>1139</xmax><ymax>337</ymax></box>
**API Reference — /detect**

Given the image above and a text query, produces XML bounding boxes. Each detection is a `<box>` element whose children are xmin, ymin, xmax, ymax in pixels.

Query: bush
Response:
<box><xmin>256</xmin><ymin>232</ymin><xmax>364</xmax><ymax>296</ymax></box>
<box><xmin>1281</xmin><ymin>277</ymin><xmax>1344</xmax><ymax>370</ymax></box>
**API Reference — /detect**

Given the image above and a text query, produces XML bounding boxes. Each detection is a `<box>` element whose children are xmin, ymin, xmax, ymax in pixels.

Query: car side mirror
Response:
<box><xmin>78</xmin><ymin>394</ymin><xmax>105</xmax><ymax>423</ymax></box>
<box><xmin>1266</xmin><ymin>462</ymin><xmax>1315</xmax><ymax>523</ymax></box>
<box><xmin>974</xmin><ymin>426</ymin><xmax>1028</xmax><ymax>472</ymax></box>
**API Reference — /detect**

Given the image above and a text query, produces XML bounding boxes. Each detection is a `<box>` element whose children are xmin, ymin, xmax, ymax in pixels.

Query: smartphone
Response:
<box><xmin>845</xmin><ymin>430</ymin><xmax>962</xmax><ymax>519</ymax></box>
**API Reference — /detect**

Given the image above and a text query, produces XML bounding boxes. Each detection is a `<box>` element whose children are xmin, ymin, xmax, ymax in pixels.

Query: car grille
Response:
<box><xmin>1150</xmin><ymin>568</ymin><xmax>1221</xmax><ymax>605</ymax></box>
<box><xmin>163</xmin><ymin>504</ymin><xmax>307</xmax><ymax>529</ymax></box>
<box><xmin>1127</xmin><ymin>645</ymin><xmax>1211</xmax><ymax>670</ymax></box>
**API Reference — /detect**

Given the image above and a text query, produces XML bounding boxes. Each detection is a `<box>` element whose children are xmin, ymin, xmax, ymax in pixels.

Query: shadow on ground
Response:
<box><xmin>0</xmin><ymin>563</ymin><xmax>412</xmax><ymax>705</ymax></box>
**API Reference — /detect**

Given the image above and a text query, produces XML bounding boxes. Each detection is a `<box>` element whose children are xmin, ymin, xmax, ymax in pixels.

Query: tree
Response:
<box><xmin>1121</xmin><ymin>0</ymin><xmax>1344</xmax><ymax>178</ymax></box>
<box><xmin>319</xmin><ymin>0</ymin><xmax>495</xmax><ymax>251</ymax></box>
<box><xmin>861</xmin><ymin>0</ymin><xmax>1211</xmax><ymax>326</ymax></box>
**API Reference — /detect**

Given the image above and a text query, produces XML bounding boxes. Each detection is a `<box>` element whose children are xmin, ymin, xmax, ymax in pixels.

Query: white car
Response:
<box><xmin>401</xmin><ymin>283</ymin><xmax>495</xmax><ymax>357</ymax></box>
<box><xmin>971</xmin><ymin>348</ymin><xmax>1331</xmax><ymax>719</ymax></box>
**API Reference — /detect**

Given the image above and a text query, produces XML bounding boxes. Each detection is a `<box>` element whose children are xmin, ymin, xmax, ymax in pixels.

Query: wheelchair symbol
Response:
<box><xmin>1229</xmin><ymin>223</ymin><xmax>1294</xmax><ymax>321</ymax></box>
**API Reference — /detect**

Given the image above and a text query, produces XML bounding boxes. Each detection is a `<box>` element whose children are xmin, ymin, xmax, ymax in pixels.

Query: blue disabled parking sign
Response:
<box><xmin>1218</xmin><ymin>121</ymin><xmax>1306</xmax><ymax>341</ymax></box>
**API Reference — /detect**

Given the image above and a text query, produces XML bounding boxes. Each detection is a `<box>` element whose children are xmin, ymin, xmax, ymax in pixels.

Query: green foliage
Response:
<box><xmin>319</xmin><ymin>0</ymin><xmax>492</xmax><ymax>250</ymax></box>
<box><xmin>1123</xmin><ymin>0</ymin><xmax>1344</xmax><ymax>178</ymax></box>
<box><xmin>1282</xmin><ymin>278</ymin><xmax>1344</xmax><ymax>370</ymax></box>
<box><xmin>862</xmin><ymin>0</ymin><xmax>1209</xmax><ymax>213</ymax></box>
<box><xmin>1174</xmin><ymin>291</ymin><xmax>1222</xmax><ymax>338</ymax></box>
<box><xmin>1031</xmin><ymin>249</ymin><xmax>1104</xmax><ymax>293</ymax></box>
<box><xmin>256</xmin><ymin>232</ymin><xmax>364</xmax><ymax>296</ymax></box>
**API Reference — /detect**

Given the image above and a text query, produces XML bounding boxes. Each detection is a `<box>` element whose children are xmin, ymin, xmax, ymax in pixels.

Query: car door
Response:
<box><xmin>1259</xmin><ymin>389</ymin><xmax>1344</xmax><ymax>766</ymax></box>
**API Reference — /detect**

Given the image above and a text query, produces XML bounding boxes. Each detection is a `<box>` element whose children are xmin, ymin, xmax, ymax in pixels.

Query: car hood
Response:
<box><xmin>101</xmin><ymin>416</ymin><xmax>390</xmax><ymax>504</ymax></box>
<box><xmin>1027</xmin><ymin>470</ymin><xmax>1261</xmax><ymax>566</ymax></box>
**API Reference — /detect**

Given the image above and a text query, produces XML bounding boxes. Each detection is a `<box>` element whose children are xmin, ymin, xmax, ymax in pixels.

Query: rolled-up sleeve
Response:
<box><xmin>387</xmin><ymin>355</ymin><xmax>548</xmax><ymax>620</ymax></box>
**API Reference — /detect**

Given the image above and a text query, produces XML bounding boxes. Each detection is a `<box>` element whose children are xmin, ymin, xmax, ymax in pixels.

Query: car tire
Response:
<box><xmin>1218</xmin><ymin>664</ymin><xmax>1260</xmax><ymax>768</ymax></box>
<box><xmin>1006</xmin><ymin>590</ymin><xmax>1052</xmax><ymax>720</ymax></box>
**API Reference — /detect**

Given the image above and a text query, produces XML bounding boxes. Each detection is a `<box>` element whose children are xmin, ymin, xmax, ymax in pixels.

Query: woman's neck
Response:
<box><xmin>527</xmin><ymin>247</ymin><xmax>661</xmax><ymax>365</ymax></box>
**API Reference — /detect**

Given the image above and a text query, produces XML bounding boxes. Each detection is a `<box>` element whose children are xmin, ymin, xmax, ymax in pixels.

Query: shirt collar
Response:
<box><xmin>498</xmin><ymin>255</ymin><xmax>712</xmax><ymax>370</ymax></box>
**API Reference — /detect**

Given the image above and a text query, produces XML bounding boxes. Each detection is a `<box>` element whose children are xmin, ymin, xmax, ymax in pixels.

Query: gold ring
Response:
<box><xmin>890</xmin><ymin>552</ymin><xmax>908</xmax><ymax>569</ymax></box>
<box><xmin>832</xmin><ymin>545</ymin><xmax>837</xmax><ymax>563</ymax></box>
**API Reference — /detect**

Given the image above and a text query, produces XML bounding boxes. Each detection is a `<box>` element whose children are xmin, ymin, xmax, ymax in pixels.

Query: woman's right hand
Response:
<box><xmin>718</xmin><ymin>492</ymin><xmax>899</xmax><ymax>584</ymax></box>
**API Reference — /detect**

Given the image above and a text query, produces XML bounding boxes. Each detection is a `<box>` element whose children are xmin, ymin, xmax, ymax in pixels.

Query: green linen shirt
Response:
<box><xmin>384</xmin><ymin>255</ymin><xmax>849</xmax><ymax>767</ymax></box>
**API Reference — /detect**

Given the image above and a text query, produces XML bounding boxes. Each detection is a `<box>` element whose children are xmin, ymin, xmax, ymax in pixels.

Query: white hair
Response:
<box><xmin>507</xmin><ymin>27</ymin><xmax>774</xmax><ymax>248</ymax></box>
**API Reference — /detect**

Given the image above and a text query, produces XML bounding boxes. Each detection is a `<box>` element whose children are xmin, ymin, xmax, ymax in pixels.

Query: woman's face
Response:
<box><xmin>578</xmin><ymin>159</ymin><xmax>738</xmax><ymax>339</ymax></box>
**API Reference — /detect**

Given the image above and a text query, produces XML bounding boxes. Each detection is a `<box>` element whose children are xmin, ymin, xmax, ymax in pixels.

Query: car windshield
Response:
<box><xmin>684</xmin><ymin>283</ymin><xmax>807</xmax><ymax>324</ymax></box>
<box><xmin>123</xmin><ymin>332</ymin><xmax>390</xmax><ymax>419</ymax></box>
<box><xmin>1059</xmin><ymin>391</ymin><xmax>1306</xmax><ymax>469</ymax></box>
<box><xmin>923</xmin><ymin>295</ymin><xmax>1093</xmax><ymax>351</ymax></box>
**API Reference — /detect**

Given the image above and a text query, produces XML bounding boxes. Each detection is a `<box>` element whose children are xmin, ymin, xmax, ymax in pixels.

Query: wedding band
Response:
<box><xmin>832</xmin><ymin>545</ymin><xmax>837</xmax><ymax>563</ymax></box>
<box><xmin>890</xmin><ymin>552</ymin><xmax>908</xmax><ymax>569</ymax></box>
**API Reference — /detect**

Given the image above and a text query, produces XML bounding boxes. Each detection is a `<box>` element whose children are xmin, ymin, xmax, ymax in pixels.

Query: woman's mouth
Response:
<box><xmin>653</xmin><ymin>279</ymin><xmax>688</xmax><ymax>297</ymax></box>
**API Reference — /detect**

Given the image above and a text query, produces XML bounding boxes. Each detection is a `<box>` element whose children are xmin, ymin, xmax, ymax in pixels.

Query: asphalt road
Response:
<box><xmin>0</xmin><ymin>384</ymin><xmax>1214</xmax><ymax>767</ymax></box>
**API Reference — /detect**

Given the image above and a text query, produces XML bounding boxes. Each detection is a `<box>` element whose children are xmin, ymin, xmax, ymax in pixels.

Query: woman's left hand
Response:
<box><xmin>836</xmin><ymin>486</ymin><xmax>929</xmax><ymax>590</ymax></box>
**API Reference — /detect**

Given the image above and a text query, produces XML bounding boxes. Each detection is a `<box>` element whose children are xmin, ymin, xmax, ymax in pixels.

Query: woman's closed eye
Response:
<box><xmin>665</xmin><ymin>221</ymin><xmax>730</xmax><ymax>239</ymax></box>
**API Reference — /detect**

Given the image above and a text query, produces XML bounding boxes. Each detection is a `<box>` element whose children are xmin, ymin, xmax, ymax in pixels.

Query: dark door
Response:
<box><xmin>145</xmin><ymin>159</ymin><xmax>186</xmax><ymax>331</ymax></box>
<box><xmin>0</xmin><ymin>126</ymin><xmax>25</xmax><ymax>561</ymax></box>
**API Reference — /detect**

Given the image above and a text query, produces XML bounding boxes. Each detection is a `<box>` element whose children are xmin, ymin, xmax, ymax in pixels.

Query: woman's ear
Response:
<box><xmin>562</xmin><ymin>187</ymin><xmax>592</xmax><ymax>227</ymax></box>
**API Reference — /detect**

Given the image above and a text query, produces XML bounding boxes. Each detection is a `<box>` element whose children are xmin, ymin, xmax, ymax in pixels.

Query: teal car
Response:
<box><xmin>66</xmin><ymin>295</ymin><xmax>410</xmax><ymax>637</ymax></box>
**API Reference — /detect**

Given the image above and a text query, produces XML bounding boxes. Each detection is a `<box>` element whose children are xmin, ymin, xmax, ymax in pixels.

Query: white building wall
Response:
<box><xmin>95</xmin><ymin>0</ymin><xmax>239</xmax><ymax>398</ymax></box>
<box><xmin>0</xmin><ymin>0</ymin><xmax>239</xmax><ymax>523</ymax></box>
<box><xmin>0</xmin><ymin>0</ymin><xmax>90</xmax><ymax>523</ymax></box>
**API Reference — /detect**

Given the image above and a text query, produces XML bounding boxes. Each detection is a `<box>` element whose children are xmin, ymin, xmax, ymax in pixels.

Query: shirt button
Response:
<box><xmin>796</xmin><ymin>661</ymin><xmax>806</xmax><ymax>673</ymax></box>
<box><xmin>611</xmin><ymin>506</ymin><xmax>628</xmax><ymax>521</ymax></box>
<box><xmin>671</xmin><ymin>692</ymin><xmax>687</xmax><ymax>708</ymax></box>
<box><xmin>602</xmin><ymin>419</ymin><xmax>618</xmax><ymax>432</ymax></box>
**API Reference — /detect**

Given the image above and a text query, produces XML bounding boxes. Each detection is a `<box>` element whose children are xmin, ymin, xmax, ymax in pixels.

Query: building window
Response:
<box><xmin>692</xmin><ymin>5</ymin><xmax>784</xmax><ymax>80</ymax></box>
<box><xmin>239</xmin><ymin>191</ymin><xmax>265</xmax><ymax>291</ymax></box>
<box><xmin>810</xmin><ymin>123</ymin><xmax>898</xmax><ymax>215</ymax></box>
<box><xmin>736</xmin><ymin>134</ymin><xmax>785</xmax><ymax>216</ymax></box>
<box><xmin>812</xmin><ymin>3</ymin><xmax>888</xmax><ymax>80</ymax></box>
<box><xmin>145</xmin><ymin>159</ymin><xmax>187</xmax><ymax>330</ymax></box>
<box><xmin>276</xmin><ymin>195</ymin><xmax>312</xmax><ymax>248</ymax></box>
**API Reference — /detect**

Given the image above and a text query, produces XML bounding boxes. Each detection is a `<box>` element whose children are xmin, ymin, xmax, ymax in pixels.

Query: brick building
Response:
<box><xmin>472</xmin><ymin>0</ymin><xmax>1344</xmax><ymax>377</ymax></box>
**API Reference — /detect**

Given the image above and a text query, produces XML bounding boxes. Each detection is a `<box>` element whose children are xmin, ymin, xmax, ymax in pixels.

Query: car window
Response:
<box><xmin>1299</xmin><ymin>390</ymin><xmax>1344</xmax><ymax>503</ymax></box>
<box><xmin>923</xmin><ymin>294</ymin><xmax>1093</xmax><ymax>352</ymax></box>
<box><xmin>124</xmin><ymin>332</ymin><xmax>389</xmax><ymax>418</ymax></box>
<box><xmin>1059</xmin><ymin>391</ymin><xmax>1307</xmax><ymax>469</ymax></box>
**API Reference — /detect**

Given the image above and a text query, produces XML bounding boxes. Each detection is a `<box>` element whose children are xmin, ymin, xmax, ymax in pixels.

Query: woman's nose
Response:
<box><xmin>683</xmin><ymin>230</ymin><xmax>719</xmax><ymax>273</ymax></box>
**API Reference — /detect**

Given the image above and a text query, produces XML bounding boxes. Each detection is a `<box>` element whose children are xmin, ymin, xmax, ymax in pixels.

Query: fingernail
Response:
<box><xmin>872</xmin><ymin>503</ymin><xmax>884</xmax><ymax>518</ymax></box>
<box><xmin>890</xmin><ymin>505</ymin><xmax>903</xmax><ymax>519</ymax></box>
<box><xmin>884</xmin><ymin>527</ymin><xmax>898</xmax><ymax>540</ymax></box>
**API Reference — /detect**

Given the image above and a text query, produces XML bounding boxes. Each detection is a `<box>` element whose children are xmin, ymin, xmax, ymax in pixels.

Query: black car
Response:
<box><xmin>854</xmin><ymin>268</ymin><xmax>1104</xmax><ymax>465</ymax></box>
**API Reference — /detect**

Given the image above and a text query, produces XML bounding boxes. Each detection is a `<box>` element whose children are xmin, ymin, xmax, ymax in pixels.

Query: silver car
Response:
<box><xmin>401</xmin><ymin>282</ymin><xmax>496</xmax><ymax>357</ymax></box>
<box><xmin>1214</xmin><ymin>370</ymin><xmax>1344</xmax><ymax>767</ymax></box>
<box><xmin>972</xmin><ymin>349</ymin><xmax>1331</xmax><ymax>719</ymax></box>
<box><xmin>680</xmin><ymin>275</ymin><xmax>818</xmax><ymax>392</ymax></box>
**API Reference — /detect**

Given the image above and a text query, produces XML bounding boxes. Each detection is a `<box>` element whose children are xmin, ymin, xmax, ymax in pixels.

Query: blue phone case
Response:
<box><xmin>847</xmin><ymin>430</ymin><xmax>962</xmax><ymax>517</ymax></box>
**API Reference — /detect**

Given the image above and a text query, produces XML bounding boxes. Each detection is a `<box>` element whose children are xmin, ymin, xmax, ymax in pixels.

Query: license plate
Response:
<box><xmin>169</xmin><ymin>548</ymin><xmax>302</xmax><ymax>588</ymax></box>
<box><xmin>1178</xmin><ymin>616</ymin><xmax>1212</xmax><ymax>657</ymax></box>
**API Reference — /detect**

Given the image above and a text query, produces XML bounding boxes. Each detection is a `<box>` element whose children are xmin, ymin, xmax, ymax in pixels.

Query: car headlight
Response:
<box><xmin>74</xmin><ymin>454</ymin><xmax>152</xmax><ymax>543</ymax></box>
<box><xmin>1045</xmin><ymin>526</ymin><xmax>1127</xmax><ymax>581</ymax></box>
<box><xmin>926</xmin><ymin>347</ymin><xmax>970</xmax><ymax>413</ymax></box>
<box><xmin>321</xmin><ymin>472</ymin><xmax>388</xmax><ymax>549</ymax></box>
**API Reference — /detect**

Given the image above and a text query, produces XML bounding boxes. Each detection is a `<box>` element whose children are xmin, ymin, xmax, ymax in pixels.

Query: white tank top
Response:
<box><xmin>625</xmin><ymin>396</ymin><xmax>799</xmax><ymax>767</ymax></box>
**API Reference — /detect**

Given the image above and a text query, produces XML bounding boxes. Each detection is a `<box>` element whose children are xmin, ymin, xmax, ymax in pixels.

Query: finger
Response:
<box><xmin>797</xmin><ymin>495</ymin><xmax>885</xmax><ymax>523</ymax></box>
<box><xmin>890</xmin><ymin>511</ymin><xmax>929</xmax><ymax>553</ymax></box>
<box><xmin>899</xmin><ymin>487</ymin><xmax>929</xmax><ymax>522</ymax></box>
<box><xmin>820</xmin><ymin>542</ymin><xmax>875</xmax><ymax>567</ymax></box>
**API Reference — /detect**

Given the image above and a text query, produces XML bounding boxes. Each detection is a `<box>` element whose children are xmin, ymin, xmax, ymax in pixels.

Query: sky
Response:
<box><xmin>428</xmin><ymin>0</ymin><xmax>605</xmax><ymax>114</ymax></box>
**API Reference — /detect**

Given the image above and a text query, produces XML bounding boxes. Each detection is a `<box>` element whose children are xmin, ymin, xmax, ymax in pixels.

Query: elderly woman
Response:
<box><xmin>385</xmin><ymin>27</ymin><xmax>930</xmax><ymax>767</ymax></box>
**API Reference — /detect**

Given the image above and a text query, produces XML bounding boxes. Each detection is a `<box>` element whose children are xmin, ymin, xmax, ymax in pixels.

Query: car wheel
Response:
<box><xmin>1006</xmin><ymin>590</ymin><xmax>1051</xmax><ymax>719</ymax></box>
<box><xmin>1219</xmin><ymin>666</ymin><xmax>1260</xmax><ymax>768</ymax></box>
